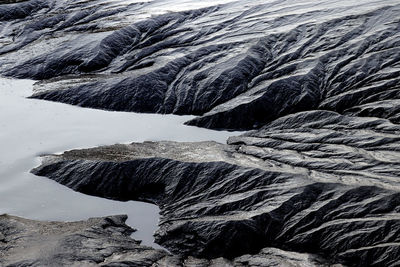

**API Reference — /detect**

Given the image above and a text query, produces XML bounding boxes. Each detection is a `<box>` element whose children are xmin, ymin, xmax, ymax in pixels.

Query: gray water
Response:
<box><xmin>0</xmin><ymin>77</ymin><xmax>238</xmax><ymax>248</ymax></box>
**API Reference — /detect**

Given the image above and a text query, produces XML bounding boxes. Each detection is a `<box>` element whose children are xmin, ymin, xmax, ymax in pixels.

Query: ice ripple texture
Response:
<box><xmin>0</xmin><ymin>0</ymin><xmax>398</xmax><ymax>130</ymax></box>
<box><xmin>1</xmin><ymin>0</ymin><xmax>400</xmax><ymax>266</ymax></box>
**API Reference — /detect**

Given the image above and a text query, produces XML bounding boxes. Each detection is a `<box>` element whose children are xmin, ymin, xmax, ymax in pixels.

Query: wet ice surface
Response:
<box><xmin>0</xmin><ymin>77</ymin><xmax>238</xmax><ymax>248</ymax></box>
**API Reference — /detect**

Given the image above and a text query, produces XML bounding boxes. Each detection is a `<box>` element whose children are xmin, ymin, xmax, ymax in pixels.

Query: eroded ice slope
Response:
<box><xmin>0</xmin><ymin>0</ymin><xmax>399</xmax><ymax>130</ymax></box>
<box><xmin>32</xmin><ymin>111</ymin><xmax>400</xmax><ymax>266</ymax></box>
<box><xmin>1</xmin><ymin>0</ymin><xmax>400</xmax><ymax>266</ymax></box>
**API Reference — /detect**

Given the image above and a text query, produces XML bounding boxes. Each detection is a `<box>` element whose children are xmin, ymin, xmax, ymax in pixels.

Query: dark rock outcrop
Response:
<box><xmin>0</xmin><ymin>0</ymin><xmax>399</xmax><ymax>130</ymax></box>
<box><xmin>0</xmin><ymin>214</ymin><xmax>327</xmax><ymax>266</ymax></box>
<box><xmin>32</xmin><ymin>110</ymin><xmax>400</xmax><ymax>266</ymax></box>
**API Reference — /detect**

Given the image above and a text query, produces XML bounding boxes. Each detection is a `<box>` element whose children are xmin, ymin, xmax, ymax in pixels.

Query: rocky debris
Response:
<box><xmin>32</xmin><ymin>110</ymin><xmax>400</xmax><ymax>266</ymax></box>
<box><xmin>0</xmin><ymin>0</ymin><xmax>398</xmax><ymax>130</ymax></box>
<box><xmin>0</xmin><ymin>214</ymin><xmax>327</xmax><ymax>267</ymax></box>
<box><xmin>234</xmin><ymin>248</ymin><xmax>331</xmax><ymax>267</ymax></box>
<box><xmin>0</xmin><ymin>214</ymin><xmax>169</xmax><ymax>266</ymax></box>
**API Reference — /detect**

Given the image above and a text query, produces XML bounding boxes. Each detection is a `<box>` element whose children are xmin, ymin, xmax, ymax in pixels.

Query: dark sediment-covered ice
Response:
<box><xmin>2</xmin><ymin>0</ymin><xmax>400</xmax><ymax>266</ymax></box>
<box><xmin>0</xmin><ymin>0</ymin><xmax>399</xmax><ymax>130</ymax></box>
<box><xmin>32</xmin><ymin>110</ymin><xmax>400</xmax><ymax>266</ymax></box>
<box><xmin>0</xmin><ymin>214</ymin><xmax>328</xmax><ymax>266</ymax></box>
